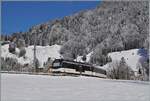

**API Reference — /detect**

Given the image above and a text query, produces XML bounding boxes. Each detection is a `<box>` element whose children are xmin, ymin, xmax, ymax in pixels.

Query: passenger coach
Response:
<box><xmin>49</xmin><ymin>59</ymin><xmax>107</xmax><ymax>78</ymax></box>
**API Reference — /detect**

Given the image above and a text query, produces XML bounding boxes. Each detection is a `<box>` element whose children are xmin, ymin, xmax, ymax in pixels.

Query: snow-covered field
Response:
<box><xmin>1</xmin><ymin>73</ymin><xmax>150</xmax><ymax>101</ymax></box>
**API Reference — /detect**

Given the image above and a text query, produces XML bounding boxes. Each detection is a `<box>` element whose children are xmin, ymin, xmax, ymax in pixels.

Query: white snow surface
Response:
<box><xmin>1</xmin><ymin>44</ymin><xmax>61</xmax><ymax>67</ymax></box>
<box><xmin>108</xmin><ymin>49</ymin><xmax>142</xmax><ymax>72</ymax></box>
<box><xmin>75</xmin><ymin>52</ymin><xmax>93</xmax><ymax>63</ymax></box>
<box><xmin>1</xmin><ymin>73</ymin><xmax>149</xmax><ymax>101</ymax></box>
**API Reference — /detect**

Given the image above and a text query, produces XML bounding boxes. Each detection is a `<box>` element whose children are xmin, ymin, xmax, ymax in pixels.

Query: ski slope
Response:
<box><xmin>1</xmin><ymin>73</ymin><xmax>149</xmax><ymax>101</ymax></box>
<box><xmin>1</xmin><ymin>44</ymin><xmax>61</xmax><ymax>67</ymax></box>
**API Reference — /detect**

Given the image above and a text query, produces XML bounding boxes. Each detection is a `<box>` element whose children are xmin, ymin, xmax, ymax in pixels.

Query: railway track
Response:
<box><xmin>1</xmin><ymin>71</ymin><xmax>107</xmax><ymax>78</ymax></box>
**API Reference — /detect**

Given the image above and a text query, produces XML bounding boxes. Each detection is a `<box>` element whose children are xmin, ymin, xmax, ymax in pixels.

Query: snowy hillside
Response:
<box><xmin>108</xmin><ymin>49</ymin><xmax>142</xmax><ymax>72</ymax></box>
<box><xmin>1</xmin><ymin>73</ymin><xmax>149</xmax><ymax>101</ymax></box>
<box><xmin>1</xmin><ymin>44</ymin><xmax>61</xmax><ymax>67</ymax></box>
<box><xmin>76</xmin><ymin>49</ymin><xmax>143</xmax><ymax>72</ymax></box>
<box><xmin>1</xmin><ymin>44</ymin><xmax>145</xmax><ymax>72</ymax></box>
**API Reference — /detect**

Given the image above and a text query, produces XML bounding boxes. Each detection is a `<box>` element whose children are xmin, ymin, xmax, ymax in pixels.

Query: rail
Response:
<box><xmin>0</xmin><ymin>71</ymin><xmax>107</xmax><ymax>78</ymax></box>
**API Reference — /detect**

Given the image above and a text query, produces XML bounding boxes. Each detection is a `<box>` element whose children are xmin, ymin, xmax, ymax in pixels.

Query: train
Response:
<box><xmin>47</xmin><ymin>59</ymin><xmax>107</xmax><ymax>78</ymax></box>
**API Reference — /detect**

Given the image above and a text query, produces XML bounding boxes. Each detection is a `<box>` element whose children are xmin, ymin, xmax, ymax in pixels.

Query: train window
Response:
<box><xmin>53</xmin><ymin>62</ymin><xmax>60</xmax><ymax>67</ymax></box>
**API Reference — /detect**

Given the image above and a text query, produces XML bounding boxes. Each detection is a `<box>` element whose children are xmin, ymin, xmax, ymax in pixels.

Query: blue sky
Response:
<box><xmin>2</xmin><ymin>1</ymin><xmax>101</xmax><ymax>35</ymax></box>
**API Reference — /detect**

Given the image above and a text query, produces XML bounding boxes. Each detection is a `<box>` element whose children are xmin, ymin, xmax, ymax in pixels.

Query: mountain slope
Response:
<box><xmin>6</xmin><ymin>1</ymin><xmax>148</xmax><ymax>60</ymax></box>
<box><xmin>76</xmin><ymin>49</ymin><xmax>147</xmax><ymax>72</ymax></box>
<box><xmin>108</xmin><ymin>49</ymin><xmax>141</xmax><ymax>72</ymax></box>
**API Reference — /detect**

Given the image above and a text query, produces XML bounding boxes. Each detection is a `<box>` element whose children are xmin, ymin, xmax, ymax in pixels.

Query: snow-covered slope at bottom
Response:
<box><xmin>1</xmin><ymin>44</ymin><xmax>61</xmax><ymax>67</ymax></box>
<box><xmin>1</xmin><ymin>73</ymin><xmax>149</xmax><ymax>101</ymax></box>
